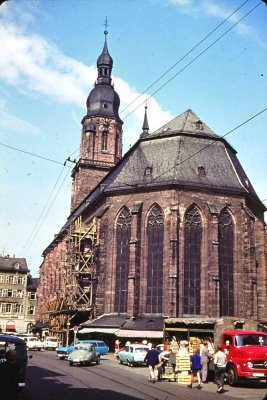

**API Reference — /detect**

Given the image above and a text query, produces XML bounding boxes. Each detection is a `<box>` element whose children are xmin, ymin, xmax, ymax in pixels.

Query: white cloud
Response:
<box><xmin>0</xmin><ymin>99</ymin><xmax>41</xmax><ymax>135</ymax></box>
<box><xmin>166</xmin><ymin>0</ymin><xmax>263</xmax><ymax>43</ymax></box>
<box><xmin>0</xmin><ymin>11</ymin><xmax>173</xmax><ymax>148</ymax></box>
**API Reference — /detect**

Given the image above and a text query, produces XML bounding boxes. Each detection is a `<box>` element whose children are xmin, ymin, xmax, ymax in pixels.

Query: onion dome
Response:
<box><xmin>85</xmin><ymin>31</ymin><xmax>121</xmax><ymax>121</ymax></box>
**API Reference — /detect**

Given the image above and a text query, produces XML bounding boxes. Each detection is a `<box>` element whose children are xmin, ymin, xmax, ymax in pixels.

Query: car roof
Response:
<box><xmin>0</xmin><ymin>334</ymin><xmax>26</xmax><ymax>344</ymax></box>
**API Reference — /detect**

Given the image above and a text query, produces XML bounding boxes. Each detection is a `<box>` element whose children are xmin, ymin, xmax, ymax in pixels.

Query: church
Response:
<box><xmin>36</xmin><ymin>32</ymin><xmax>267</xmax><ymax>345</ymax></box>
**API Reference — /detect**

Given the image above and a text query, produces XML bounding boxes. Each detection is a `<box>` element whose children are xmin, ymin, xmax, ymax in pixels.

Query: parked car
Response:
<box><xmin>57</xmin><ymin>340</ymin><xmax>93</xmax><ymax>359</ymax></box>
<box><xmin>85</xmin><ymin>340</ymin><xmax>109</xmax><ymax>355</ymax></box>
<box><xmin>18</xmin><ymin>336</ymin><xmax>43</xmax><ymax>351</ymax></box>
<box><xmin>67</xmin><ymin>343</ymin><xmax>100</xmax><ymax>366</ymax></box>
<box><xmin>42</xmin><ymin>336</ymin><xmax>59</xmax><ymax>350</ymax></box>
<box><xmin>117</xmin><ymin>343</ymin><xmax>149</xmax><ymax>366</ymax></box>
<box><xmin>0</xmin><ymin>334</ymin><xmax>31</xmax><ymax>389</ymax></box>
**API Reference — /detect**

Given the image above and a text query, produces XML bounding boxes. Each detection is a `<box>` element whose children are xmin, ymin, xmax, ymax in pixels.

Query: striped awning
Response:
<box><xmin>115</xmin><ymin>330</ymin><xmax>163</xmax><ymax>339</ymax></box>
<box><xmin>78</xmin><ymin>327</ymin><xmax>119</xmax><ymax>334</ymax></box>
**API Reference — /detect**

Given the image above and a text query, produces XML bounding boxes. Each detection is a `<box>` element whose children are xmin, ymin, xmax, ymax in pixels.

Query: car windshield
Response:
<box><xmin>47</xmin><ymin>338</ymin><xmax>57</xmax><ymax>342</ymax></box>
<box><xmin>134</xmin><ymin>347</ymin><xmax>148</xmax><ymax>353</ymax></box>
<box><xmin>235</xmin><ymin>334</ymin><xmax>267</xmax><ymax>346</ymax></box>
<box><xmin>74</xmin><ymin>345</ymin><xmax>91</xmax><ymax>351</ymax></box>
<box><xmin>29</xmin><ymin>338</ymin><xmax>38</xmax><ymax>342</ymax></box>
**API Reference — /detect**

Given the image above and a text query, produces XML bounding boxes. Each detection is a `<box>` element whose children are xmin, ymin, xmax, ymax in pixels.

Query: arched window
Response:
<box><xmin>102</xmin><ymin>131</ymin><xmax>108</xmax><ymax>151</ymax></box>
<box><xmin>218</xmin><ymin>210</ymin><xmax>234</xmax><ymax>316</ymax></box>
<box><xmin>115</xmin><ymin>207</ymin><xmax>132</xmax><ymax>313</ymax></box>
<box><xmin>146</xmin><ymin>204</ymin><xmax>164</xmax><ymax>313</ymax></box>
<box><xmin>184</xmin><ymin>205</ymin><xmax>202</xmax><ymax>315</ymax></box>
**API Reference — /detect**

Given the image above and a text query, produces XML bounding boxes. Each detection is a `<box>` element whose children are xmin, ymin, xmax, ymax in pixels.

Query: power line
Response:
<box><xmin>0</xmin><ymin>141</ymin><xmax>67</xmax><ymax>166</ymax></box>
<box><xmin>120</xmin><ymin>0</ymin><xmax>251</xmax><ymax>116</ymax></box>
<box><xmin>122</xmin><ymin>1</ymin><xmax>262</xmax><ymax>121</ymax></box>
<box><xmin>20</xmin><ymin>166</ymin><xmax>71</xmax><ymax>258</ymax></box>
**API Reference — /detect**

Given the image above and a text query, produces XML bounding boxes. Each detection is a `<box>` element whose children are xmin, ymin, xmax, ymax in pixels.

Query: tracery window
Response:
<box><xmin>218</xmin><ymin>209</ymin><xmax>234</xmax><ymax>316</ymax></box>
<box><xmin>184</xmin><ymin>205</ymin><xmax>202</xmax><ymax>315</ymax></box>
<box><xmin>115</xmin><ymin>207</ymin><xmax>132</xmax><ymax>313</ymax></box>
<box><xmin>146</xmin><ymin>204</ymin><xmax>164</xmax><ymax>313</ymax></box>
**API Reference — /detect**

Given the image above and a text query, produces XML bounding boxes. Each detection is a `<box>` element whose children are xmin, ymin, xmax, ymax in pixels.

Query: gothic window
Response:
<box><xmin>184</xmin><ymin>205</ymin><xmax>202</xmax><ymax>315</ymax></box>
<box><xmin>218</xmin><ymin>209</ymin><xmax>234</xmax><ymax>316</ymax></box>
<box><xmin>102</xmin><ymin>131</ymin><xmax>108</xmax><ymax>151</ymax></box>
<box><xmin>146</xmin><ymin>204</ymin><xmax>164</xmax><ymax>313</ymax></box>
<box><xmin>115</xmin><ymin>207</ymin><xmax>132</xmax><ymax>313</ymax></box>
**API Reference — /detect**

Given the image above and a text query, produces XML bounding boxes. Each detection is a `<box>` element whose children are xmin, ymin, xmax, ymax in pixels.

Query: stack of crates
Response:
<box><xmin>176</xmin><ymin>354</ymin><xmax>191</xmax><ymax>385</ymax></box>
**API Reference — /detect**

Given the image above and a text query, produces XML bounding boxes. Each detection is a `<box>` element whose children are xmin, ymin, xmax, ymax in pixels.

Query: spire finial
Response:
<box><xmin>104</xmin><ymin>16</ymin><xmax>109</xmax><ymax>35</ymax></box>
<box><xmin>140</xmin><ymin>100</ymin><xmax>149</xmax><ymax>138</ymax></box>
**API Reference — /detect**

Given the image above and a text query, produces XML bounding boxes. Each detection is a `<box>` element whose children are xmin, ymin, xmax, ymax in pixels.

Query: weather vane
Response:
<box><xmin>104</xmin><ymin>16</ymin><xmax>109</xmax><ymax>34</ymax></box>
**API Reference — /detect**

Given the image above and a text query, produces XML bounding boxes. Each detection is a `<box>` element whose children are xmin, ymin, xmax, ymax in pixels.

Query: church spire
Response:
<box><xmin>96</xmin><ymin>29</ymin><xmax>113</xmax><ymax>85</ymax></box>
<box><xmin>140</xmin><ymin>104</ymin><xmax>149</xmax><ymax>138</ymax></box>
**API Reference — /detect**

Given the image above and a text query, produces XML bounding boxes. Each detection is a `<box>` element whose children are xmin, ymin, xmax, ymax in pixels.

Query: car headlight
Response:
<box><xmin>247</xmin><ymin>362</ymin><xmax>253</xmax><ymax>368</ymax></box>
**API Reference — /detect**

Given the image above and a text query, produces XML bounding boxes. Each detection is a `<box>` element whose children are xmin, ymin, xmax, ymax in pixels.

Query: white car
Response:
<box><xmin>19</xmin><ymin>336</ymin><xmax>43</xmax><ymax>351</ymax></box>
<box><xmin>42</xmin><ymin>336</ymin><xmax>59</xmax><ymax>350</ymax></box>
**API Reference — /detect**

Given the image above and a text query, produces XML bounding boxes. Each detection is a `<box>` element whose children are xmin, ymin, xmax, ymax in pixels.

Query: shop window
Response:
<box><xmin>115</xmin><ymin>207</ymin><xmax>132</xmax><ymax>313</ymax></box>
<box><xmin>146</xmin><ymin>204</ymin><xmax>164</xmax><ymax>313</ymax></box>
<box><xmin>184</xmin><ymin>205</ymin><xmax>202</xmax><ymax>315</ymax></box>
<box><xmin>218</xmin><ymin>209</ymin><xmax>234</xmax><ymax>316</ymax></box>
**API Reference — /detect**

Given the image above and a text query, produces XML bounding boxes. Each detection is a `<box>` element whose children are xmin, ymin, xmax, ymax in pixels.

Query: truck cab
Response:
<box><xmin>221</xmin><ymin>330</ymin><xmax>267</xmax><ymax>386</ymax></box>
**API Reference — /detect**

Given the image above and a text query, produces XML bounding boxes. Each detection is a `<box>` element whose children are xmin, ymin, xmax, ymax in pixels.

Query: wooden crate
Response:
<box><xmin>175</xmin><ymin>355</ymin><xmax>190</xmax><ymax>371</ymax></box>
<box><xmin>177</xmin><ymin>371</ymin><xmax>191</xmax><ymax>384</ymax></box>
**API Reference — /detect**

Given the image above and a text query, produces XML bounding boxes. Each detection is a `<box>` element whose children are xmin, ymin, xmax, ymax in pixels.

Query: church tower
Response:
<box><xmin>71</xmin><ymin>30</ymin><xmax>123</xmax><ymax>211</ymax></box>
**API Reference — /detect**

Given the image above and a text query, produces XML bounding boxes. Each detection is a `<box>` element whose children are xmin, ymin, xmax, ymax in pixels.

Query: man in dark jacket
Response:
<box><xmin>144</xmin><ymin>345</ymin><xmax>159</xmax><ymax>383</ymax></box>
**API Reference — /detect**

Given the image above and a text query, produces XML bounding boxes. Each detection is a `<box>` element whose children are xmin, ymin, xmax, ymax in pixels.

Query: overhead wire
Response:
<box><xmin>5</xmin><ymin>0</ymin><xmax>264</xmax><ymax>261</ymax></box>
<box><xmin>20</xmin><ymin>166</ymin><xmax>71</xmax><ymax>259</ymax></box>
<box><xmin>122</xmin><ymin>1</ymin><xmax>263</xmax><ymax>121</ymax></box>
<box><xmin>120</xmin><ymin>0</ymin><xmax>251</xmax><ymax>115</ymax></box>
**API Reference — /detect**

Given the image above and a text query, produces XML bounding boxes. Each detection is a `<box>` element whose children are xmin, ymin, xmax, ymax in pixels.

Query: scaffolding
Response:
<box><xmin>47</xmin><ymin>217</ymin><xmax>98</xmax><ymax>343</ymax></box>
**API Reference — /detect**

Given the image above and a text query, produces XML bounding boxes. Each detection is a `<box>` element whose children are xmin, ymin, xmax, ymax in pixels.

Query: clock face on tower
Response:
<box><xmin>99</xmin><ymin>117</ymin><xmax>113</xmax><ymax>132</ymax></box>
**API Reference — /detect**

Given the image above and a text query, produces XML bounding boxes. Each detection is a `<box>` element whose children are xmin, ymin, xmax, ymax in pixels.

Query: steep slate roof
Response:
<box><xmin>0</xmin><ymin>256</ymin><xmax>29</xmax><ymax>273</ymax></box>
<box><xmin>102</xmin><ymin>109</ymin><xmax>260</xmax><ymax>201</ymax></box>
<box><xmin>43</xmin><ymin>109</ymin><xmax>264</xmax><ymax>255</ymax></box>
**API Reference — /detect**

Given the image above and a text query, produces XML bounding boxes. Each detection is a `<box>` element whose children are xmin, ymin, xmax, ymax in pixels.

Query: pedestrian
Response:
<box><xmin>144</xmin><ymin>344</ymin><xmax>160</xmax><ymax>383</ymax></box>
<box><xmin>157</xmin><ymin>350</ymin><xmax>169</xmax><ymax>381</ymax></box>
<box><xmin>114</xmin><ymin>339</ymin><xmax>120</xmax><ymax>354</ymax></box>
<box><xmin>214</xmin><ymin>346</ymin><xmax>227</xmax><ymax>394</ymax></box>
<box><xmin>0</xmin><ymin>349</ymin><xmax>21</xmax><ymax>400</ymax></box>
<box><xmin>188</xmin><ymin>348</ymin><xmax>202</xmax><ymax>390</ymax></box>
<box><xmin>201</xmin><ymin>342</ymin><xmax>212</xmax><ymax>383</ymax></box>
<box><xmin>168</xmin><ymin>349</ymin><xmax>178</xmax><ymax>380</ymax></box>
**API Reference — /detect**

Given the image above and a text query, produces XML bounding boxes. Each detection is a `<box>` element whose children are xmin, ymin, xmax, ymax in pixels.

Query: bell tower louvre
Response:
<box><xmin>71</xmin><ymin>30</ymin><xmax>123</xmax><ymax>212</ymax></box>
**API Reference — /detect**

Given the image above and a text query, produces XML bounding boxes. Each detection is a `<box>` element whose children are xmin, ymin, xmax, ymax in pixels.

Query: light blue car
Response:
<box><xmin>56</xmin><ymin>339</ymin><xmax>109</xmax><ymax>359</ymax></box>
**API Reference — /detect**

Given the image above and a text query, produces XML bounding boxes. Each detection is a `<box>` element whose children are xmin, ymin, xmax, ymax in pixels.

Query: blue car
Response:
<box><xmin>56</xmin><ymin>339</ymin><xmax>109</xmax><ymax>359</ymax></box>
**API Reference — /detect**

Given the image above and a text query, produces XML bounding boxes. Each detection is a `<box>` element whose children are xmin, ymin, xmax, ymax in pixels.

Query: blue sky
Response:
<box><xmin>0</xmin><ymin>0</ymin><xmax>266</xmax><ymax>277</ymax></box>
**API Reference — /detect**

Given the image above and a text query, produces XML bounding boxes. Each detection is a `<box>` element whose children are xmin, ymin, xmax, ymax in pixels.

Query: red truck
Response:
<box><xmin>220</xmin><ymin>330</ymin><xmax>267</xmax><ymax>386</ymax></box>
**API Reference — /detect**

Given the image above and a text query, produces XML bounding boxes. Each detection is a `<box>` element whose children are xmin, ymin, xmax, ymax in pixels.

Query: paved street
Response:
<box><xmin>21</xmin><ymin>351</ymin><xmax>267</xmax><ymax>400</ymax></box>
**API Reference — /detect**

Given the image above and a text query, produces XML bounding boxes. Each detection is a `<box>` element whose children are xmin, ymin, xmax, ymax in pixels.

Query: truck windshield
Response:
<box><xmin>235</xmin><ymin>334</ymin><xmax>267</xmax><ymax>346</ymax></box>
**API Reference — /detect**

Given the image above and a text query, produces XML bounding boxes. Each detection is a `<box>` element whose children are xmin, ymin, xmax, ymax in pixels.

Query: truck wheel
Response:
<box><xmin>228</xmin><ymin>366</ymin><xmax>238</xmax><ymax>386</ymax></box>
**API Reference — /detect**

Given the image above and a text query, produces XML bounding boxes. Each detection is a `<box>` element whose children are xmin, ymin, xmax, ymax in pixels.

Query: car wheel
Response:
<box><xmin>69</xmin><ymin>361</ymin><xmax>73</xmax><ymax>367</ymax></box>
<box><xmin>127</xmin><ymin>360</ymin><xmax>133</xmax><ymax>367</ymax></box>
<box><xmin>228</xmin><ymin>365</ymin><xmax>238</xmax><ymax>386</ymax></box>
<box><xmin>96</xmin><ymin>356</ymin><xmax>100</xmax><ymax>365</ymax></box>
<box><xmin>118</xmin><ymin>358</ymin><xmax>123</xmax><ymax>364</ymax></box>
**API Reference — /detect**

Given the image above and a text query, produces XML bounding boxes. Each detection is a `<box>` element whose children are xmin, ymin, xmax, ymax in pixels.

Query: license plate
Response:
<box><xmin>252</xmin><ymin>373</ymin><xmax>264</xmax><ymax>377</ymax></box>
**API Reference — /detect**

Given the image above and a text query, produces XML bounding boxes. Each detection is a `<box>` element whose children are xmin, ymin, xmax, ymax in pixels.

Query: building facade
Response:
<box><xmin>0</xmin><ymin>256</ymin><xmax>37</xmax><ymax>333</ymax></box>
<box><xmin>36</xmin><ymin>33</ymin><xmax>267</xmax><ymax>344</ymax></box>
